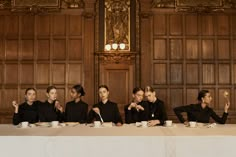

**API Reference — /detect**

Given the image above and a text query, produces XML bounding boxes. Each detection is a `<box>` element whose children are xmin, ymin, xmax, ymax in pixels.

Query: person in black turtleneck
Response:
<box><xmin>174</xmin><ymin>90</ymin><xmax>230</xmax><ymax>125</ymax></box>
<box><xmin>124</xmin><ymin>87</ymin><xmax>148</xmax><ymax>124</ymax></box>
<box><xmin>144</xmin><ymin>86</ymin><xmax>168</xmax><ymax>126</ymax></box>
<box><xmin>12</xmin><ymin>88</ymin><xmax>41</xmax><ymax>125</ymax></box>
<box><xmin>87</xmin><ymin>85</ymin><xmax>123</xmax><ymax>126</ymax></box>
<box><xmin>38</xmin><ymin>86</ymin><xmax>64</xmax><ymax>122</ymax></box>
<box><xmin>64</xmin><ymin>84</ymin><xmax>88</xmax><ymax>123</ymax></box>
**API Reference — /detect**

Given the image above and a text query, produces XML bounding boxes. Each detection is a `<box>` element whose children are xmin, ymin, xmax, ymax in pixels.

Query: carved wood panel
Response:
<box><xmin>146</xmin><ymin>11</ymin><xmax>236</xmax><ymax>123</ymax></box>
<box><xmin>0</xmin><ymin>10</ymin><xmax>94</xmax><ymax>123</ymax></box>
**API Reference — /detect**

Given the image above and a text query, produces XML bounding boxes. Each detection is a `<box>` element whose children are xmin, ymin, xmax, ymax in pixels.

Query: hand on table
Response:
<box><xmin>148</xmin><ymin>120</ymin><xmax>160</xmax><ymax>127</ymax></box>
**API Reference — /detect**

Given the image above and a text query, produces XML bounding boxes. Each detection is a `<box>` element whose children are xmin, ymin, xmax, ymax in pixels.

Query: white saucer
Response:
<box><xmin>17</xmin><ymin>125</ymin><xmax>29</xmax><ymax>129</ymax></box>
<box><xmin>164</xmin><ymin>124</ymin><xmax>175</xmax><ymax>127</ymax></box>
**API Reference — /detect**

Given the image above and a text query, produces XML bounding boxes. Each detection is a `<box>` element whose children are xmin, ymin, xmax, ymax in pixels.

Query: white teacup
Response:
<box><xmin>51</xmin><ymin>121</ymin><xmax>59</xmax><ymax>127</ymax></box>
<box><xmin>94</xmin><ymin>121</ymin><xmax>101</xmax><ymax>128</ymax></box>
<box><xmin>165</xmin><ymin>120</ymin><xmax>172</xmax><ymax>127</ymax></box>
<box><xmin>21</xmin><ymin>121</ymin><xmax>29</xmax><ymax>128</ymax></box>
<box><xmin>141</xmin><ymin>121</ymin><xmax>148</xmax><ymax>128</ymax></box>
<box><xmin>135</xmin><ymin>122</ymin><xmax>141</xmax><ymax>127</ymax></box>
<box><xmin>189</xmin><ymin>121</ymin><xmax>197</xmax><ymax>128</ymax></box>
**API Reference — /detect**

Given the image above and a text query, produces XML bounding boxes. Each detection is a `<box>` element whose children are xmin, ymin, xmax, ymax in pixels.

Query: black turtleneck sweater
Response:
<box><xmin>13</xmin><ymin>101</ymin><xmax>41</xmax><ymax>125</ymax></box>
<box><xmin>174</xmin><ymin>103</ymin><xmax>228</xmax><ymax>124</ymax></box>
<box><xmin>146</xmin><ymin>99</ymin><xmax>168</xmax><ymax>125</ymax></box>
<box><xmin>87</xmin><ymin>100</ymin><xmax>123</xmax><ymax>124</ymax></box>
<box><xmin>124</xmin><ymin>101</ymin><xmax>148</xmax><ymax>124</ymax></box>
<box><xmin>38</xmin><ymin>100</ymin><xmax>64</xmax><ymax>122</ymax></box>
<box><xmin>64</xmin><ymin>100</ymin><xmax>88</xmax><ymax>123</ymax></box>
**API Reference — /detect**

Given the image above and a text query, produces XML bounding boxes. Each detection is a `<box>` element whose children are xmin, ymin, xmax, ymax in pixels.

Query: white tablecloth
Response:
<box><xmin>0</xmin><ymin>124</ymin><xmax>236</xmax><ymax>157</ymax></box>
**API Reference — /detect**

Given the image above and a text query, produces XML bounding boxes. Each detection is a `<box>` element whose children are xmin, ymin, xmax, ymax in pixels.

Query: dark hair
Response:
<box><xmin>98</xmin><ymin>85</ymin><xmax>109</xmax><ymax>91</ymax></box>
<box><xmin>144</xmin><ymin>86</ymin><xmax>155</xmax><ymax>93</ymax></box>
<box><xmin>25</xmin><ymin>88</ymin><xmax>36</xmax><ymax>95</ymax></box>
<box><xmin>72</xmin><ymin>84</ymin><xmax>85</xmax><ymax>96</ymax></box>
<box><xmin>133</xmin><ymin>87</ymin><xmax>144</xmax><ymax>94</ymax></box>
<box><xmin>46</xmin><ymin>86</ymin><xmax>57</xmax><ymax>93</ymax></box>
<box><xmin>197</xmin><ymin>90</ymin><xmax>209</xmax><ymax>101</ymax></box>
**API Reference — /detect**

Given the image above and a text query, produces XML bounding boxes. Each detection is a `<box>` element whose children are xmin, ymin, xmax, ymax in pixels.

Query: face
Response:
<box><xmin>99</xmin><ymin>87</ymin><xmax>109</xmax><ymax>101</ymax></box>
<box><xmin>133</xmin><ymin>90</ymin><xmax>144</xmax><ymax>103</ymax></box>
<box><xmin>47</xmin><ymin>88</ymin><xmax>57</xmax><ymax>101</ymax></box>
<box><xmin>70</xmin><ymin>88</ymin><xmax>80</xmax><ymax>100</ymax></box>
<box><xmin>202</xmin><ymin>92</ymin><xmax>212</xmax><ymax>105</ymax></box>
<box><xmin>145</xmin><ymin>91</ymin><xmax>156</xmax><ymax>103</ymax></box>
<box><xmin>25</xmin><ymin>90</ymin><xmax>36</xmax><ymax>103</ymax></box>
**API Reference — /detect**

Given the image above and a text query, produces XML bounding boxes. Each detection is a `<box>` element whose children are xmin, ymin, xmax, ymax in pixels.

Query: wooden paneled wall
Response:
<box><xmin>141</xmin><ymin>10</ymin><xmax>236</xmax><ymax>123</ymax></box>
<box><xmin>0</xmin><ymin>10</ymin><xmax>95</xmax><ymax>123</ymax></box>
<box><xmin>1</xmin><ymin>2</ymin><xmax>236</xmax><ymax>124</ymax></box>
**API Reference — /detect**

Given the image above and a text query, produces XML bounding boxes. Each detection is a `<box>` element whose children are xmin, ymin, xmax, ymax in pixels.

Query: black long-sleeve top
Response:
<box><xmin>124</xmin><ymin>101</ymin><xmax>148</xmax><ymax>124</ymax></box>
<box><xmin>87</xmin><ymin>100</ymin><xmax>123</xmax><ymax>124</ymax></box>
<box><xmin>174</xmin><ymin>103</ymin><xmax>228</xmax><ymax>124</ymax></box>
<box><xmin>12</xmin><ymin>101</ymin><xmax>41</xmax><ymax>125</ymax></box>
<box><xmin>64</xmin><ymin>100</ymin><xmax>88</xmax><ymax>123</ymax></box>
<box><xmin>146</xmin><ymin>99</ymin><xmax>168</xmax><ymax>125</ymax></box>
<box><xmin>38</xmin><ymin>100</ymin><xmax>64</xmax><ymax>122</ymax></box>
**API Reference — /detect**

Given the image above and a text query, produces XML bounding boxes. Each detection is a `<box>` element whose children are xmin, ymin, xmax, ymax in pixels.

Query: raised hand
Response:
<box><xmin>224</xmin><ymin>102</ymin><xmax>230</xmax><ymax>113</ymax></box>
<box><xmin>12</xmin><ymin>101</ymin><xmax>19</xmax><ymax>113</ymax></box>
<box><xmin>55</xmin><ymin>100</ymin><xmax>63</xmax><ymax>112</ymax></box>
<box><xmin>136</xmin><ymin>105</ymin><xmax>144</xmax><ymax>111</ymax></box>
<box><xmin>128</xmin><ymin>102</ymin><xmax>137</xmax><ymax>110</ymax></box>
<box><xmin>92</xmin><ymin>107</ymin><xmax>100</xmax><ymax>115</ymax></box>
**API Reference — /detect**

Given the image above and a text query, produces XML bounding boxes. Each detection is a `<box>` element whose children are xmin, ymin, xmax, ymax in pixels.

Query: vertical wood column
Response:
<box><xmin>139</xmin><ymin>0</ymin><xmax>152</xmax><ymax>87</ymax></box>
<box><xmin>83</xmin><ymin>0</ymin><xmax>96</xmax><ymax>106</ymax></box>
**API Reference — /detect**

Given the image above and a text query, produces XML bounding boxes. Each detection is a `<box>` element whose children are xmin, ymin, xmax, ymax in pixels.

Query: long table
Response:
<box><xmin>0</xmin><ymin>123</ymin><xmax>236</xmax><ymax>157</ymax></box>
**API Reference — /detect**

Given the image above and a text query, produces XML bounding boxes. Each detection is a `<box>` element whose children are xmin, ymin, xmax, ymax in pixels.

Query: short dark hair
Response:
<box><xmin>46</xmin><ymin>86</ymin><xmax>57</xmax><ymax>93</ymax></box>
<box><xmin>133</xmin><ymin>87</ymin><xmax>144</xmax><ymax>94</ymax></box>
<box><xmin>72</xmin><ymin>84</ymin><xmax>85</xmax><ymax>96</ymax></box>
<box><xmin>197</xmin><ymin>90</ymin><xmax>209</xmax><ymax>101</ymax></box>
<box><xmin>25</xmin><ymin>88</ymin><xmax>36</xmax><ymax>95</ymax></box>
<box><xmin>98</xmin><ymin>85</ymin><xmax>109</xmax><ymax>91</ymax></box>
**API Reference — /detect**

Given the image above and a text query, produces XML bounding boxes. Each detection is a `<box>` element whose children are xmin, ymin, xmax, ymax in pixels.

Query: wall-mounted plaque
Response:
<box><xmin>12</xmin><ymin>0</ymin><xmax>60</xmax><ymax>7</ymax></box>
<box><xmin>176</xmin><ymin>0</ymin><xmax>223</xmax><ymax>7</ymax></box>
<box><xmin>176</xmin><ymin>0</ymin><xmax>224</xmax><ymax>12</ymax></box>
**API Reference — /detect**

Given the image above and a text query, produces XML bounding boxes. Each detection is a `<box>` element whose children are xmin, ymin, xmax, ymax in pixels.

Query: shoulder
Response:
<box><xmin>156</xmin><ymin>99</ymin><xmax>165</xmax><ymax>105</ymax></box>
<box><xmin>108</xmin><ymin>100</ymin><xmax>118</xmax><ymax>106</ymax></box>
<box><xmin>66</xmin><ymin>101</ymin><xmax>74</xmax><ymax>105</ymax></box>
<box><xmin>19</xmin><ymin>102</ymin><xmax>27</xmax><ymax>108</ymax></box>
<box><xmin>206</xmin><ymin>106</ymin><xmax>213</xmax><ymax>111</ymax></box>
<box><xmin>80</xmin><ymin>100</ymin><xmax>88</xmax><ymax>106</ymax></box>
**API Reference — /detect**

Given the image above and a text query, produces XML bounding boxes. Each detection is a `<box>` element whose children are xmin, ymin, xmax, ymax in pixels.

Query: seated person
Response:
<box><xmin>12</xmin><ymin>88</ymin><xmax>41</xmax><ymax>125</ymax></box>
<box><xmin>87</xmin><ymin>85</ymin><xmax>123</xmax><ymax>126</ymax></box>
<box><xmin>64</xmin><ymin>84</ymin><xmax>88</xmax><ymax>123</ymax></box>
<box><xmin>124</xmin><ymin>87</ymin><xmax>148</xmax><ymax>124</ymax></box>
<box><xmin>174</xmin><ymin>90</ymin><xmax>230</xmax><ymax>125</ymax></box>
<box><xmin>144</xmin><ymin>86</ymin><xmax>168</xmax><ymax>126</ymax></box>
<box><xmin>38</xmin><ymin>86</ymin><xmax>64</xmax><ymax>122</ymax></box>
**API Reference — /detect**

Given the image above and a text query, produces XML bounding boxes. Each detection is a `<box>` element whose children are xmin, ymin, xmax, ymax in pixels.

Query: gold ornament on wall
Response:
<box><xmin>104</xmin><ymin>0</ymin><xmax>130</xmax><ymax>51</ymax></box>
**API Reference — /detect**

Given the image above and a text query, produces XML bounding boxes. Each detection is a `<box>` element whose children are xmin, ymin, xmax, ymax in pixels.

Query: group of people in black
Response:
<box><xmin>12</xmin><ymin>84</ymin><xmax>230</xmax><ymax>126</ymax></box>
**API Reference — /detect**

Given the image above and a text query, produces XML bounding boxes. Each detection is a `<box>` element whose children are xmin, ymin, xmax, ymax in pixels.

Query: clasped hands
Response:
<box><xmin>128</xmin><ymin>102</ymin><xmax>144</xmax><ymax>111</ymax></box>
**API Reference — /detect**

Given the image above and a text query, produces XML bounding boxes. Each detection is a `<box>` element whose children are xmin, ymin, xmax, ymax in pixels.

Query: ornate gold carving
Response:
<box><xmin>224</xmin><ymin>0</ymin><xmax>236</xmax><ymax>8</ymax></box>
<box><xmin>0</xmin><ymin>0</ymin><xmax>11</xmax><ymax>9</ymax></box>
<box><xmin>95</xmin><ymin>52</ymin><xmax>136</xmax><ymax>64</ymax></box>
<box><xmin>61</xmin><ymin>0</ymin><xmax>84</xmax><ymax>9</ymax></box>
<box><xmin>152</xmin><ymin>0</ymin><xmax>236</xmax><ymax>12</ymax></box>
<box><xmin>105</xmin><ymin>0</ymin><xmax>130</xmax><ymax>51</ymax></box>
<box><xmin>11</xmin><ymin>0</ymin><xmax>60</xmax><ymax>13</ymax></box>
<box><xmin>152</xmin><ymin>0</ymin><xmax>175</xmax><ymax>8</ymax></box>
<box><xmin>176</xmin><ymin>0</ymin><xmax>224</xmax><ymax>12</ymax></box>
